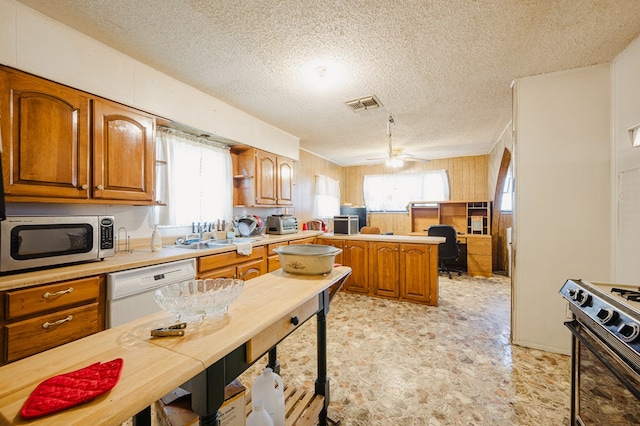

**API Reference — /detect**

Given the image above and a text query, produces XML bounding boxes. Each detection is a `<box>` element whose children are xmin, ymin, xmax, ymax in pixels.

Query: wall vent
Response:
<box><xmin>345</xmin><ymin>95</ymin><xmax>382</xmax><ymax>112</ymax></box>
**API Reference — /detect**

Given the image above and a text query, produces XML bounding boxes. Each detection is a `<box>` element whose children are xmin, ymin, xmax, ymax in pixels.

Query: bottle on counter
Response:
<box><xmin>151</xmin><ymin>225</ymin><xmax>162</xmax><ymax>252</ymax></box>
<box><xmin>251</xmin><ymin>367</ymin><xmax>285</xmax><ymax>426</ymax></box>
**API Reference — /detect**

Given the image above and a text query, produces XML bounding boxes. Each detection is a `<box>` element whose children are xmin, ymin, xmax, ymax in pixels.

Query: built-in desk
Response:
<box><xmin>0</xmin><ymin>267</ymin><xmax>352</xmax><ymax>426</ymax></box>
<box><xmin>408</xmin><ymin>232</ymin><xmax>492</xmax><ymax>277</ymax></box>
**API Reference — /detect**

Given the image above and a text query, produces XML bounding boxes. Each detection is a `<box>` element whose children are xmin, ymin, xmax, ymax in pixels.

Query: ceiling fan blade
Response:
<box><xmin>403</xmin><ymin>157</ymin><xmax>431</xmax><ymax>163</ymax></box>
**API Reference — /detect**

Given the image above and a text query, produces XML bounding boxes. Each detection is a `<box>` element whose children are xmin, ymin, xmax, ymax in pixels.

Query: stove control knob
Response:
<box><xmin>619</xmin><ymin>323</ymin><xmax>640</xmax><ymax>343</ymax></box>
<box><xmin>596</xmin><ymin>308</ymin><xmax>619</xmax><ymax>325</ymax></box>
<box><xmin>576</xmin><ymin>291</ymin><xmax>592</xmax><ymax>307</ymax></box>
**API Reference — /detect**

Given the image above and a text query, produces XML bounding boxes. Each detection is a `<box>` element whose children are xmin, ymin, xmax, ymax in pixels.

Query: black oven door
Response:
<box><xmin>565</xmin><ymin>320</ymin><xmax>640</xmax><ymax>425</ymax></box>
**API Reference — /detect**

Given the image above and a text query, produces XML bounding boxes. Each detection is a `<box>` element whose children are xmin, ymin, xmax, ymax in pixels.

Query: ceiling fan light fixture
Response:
<box><xmin>386</xmin><ymin>157</ymin><xmax>404</xmax><ymax>168</ymax></box>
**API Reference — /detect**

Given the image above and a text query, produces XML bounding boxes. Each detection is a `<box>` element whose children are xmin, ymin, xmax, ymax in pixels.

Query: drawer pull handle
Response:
<box><xmin>43</xmin><ymin>287</ymin><xmax>74</xmax><ymax>299</ymax></box>
<box><xmin>42</xmin><ymin>315</ymin><xmax>73</xmax><ymax>329</ymax></box>
<box><xmin>290</xmin><ymin>316</ymin><xmax>299</xmax><ymax>326</ymax></box>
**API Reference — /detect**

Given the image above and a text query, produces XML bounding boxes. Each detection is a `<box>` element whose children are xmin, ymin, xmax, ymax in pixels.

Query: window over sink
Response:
<box><xmin>155</xmin><ymin>127</ymin><xmax>233</xmax><ymax>226</ymax></box>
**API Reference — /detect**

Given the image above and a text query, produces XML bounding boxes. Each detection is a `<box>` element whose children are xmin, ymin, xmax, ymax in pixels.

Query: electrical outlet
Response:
<box><xmin>565</xmin><ymin>302</ymin><xmax>574</xmax><ymax>319</ymax></box>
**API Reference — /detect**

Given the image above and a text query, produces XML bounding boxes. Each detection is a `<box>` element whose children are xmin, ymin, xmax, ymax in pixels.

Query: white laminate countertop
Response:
<box><xmin>318</xmin><ymin>233</ymin><xmax>446</xmax><ymax>244</ymax></box>
<box><xmin>0</xmin><ymin>231</ymin><xmax>323</xmax><ymax>292</ymax></box>
<box><xmin>0</xmin><ymin>231</ymin><xmax>443</xmax><ymax>292</ymax></box>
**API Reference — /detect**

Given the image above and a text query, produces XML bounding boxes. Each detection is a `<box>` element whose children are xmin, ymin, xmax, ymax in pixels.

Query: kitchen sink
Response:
<box><xmin>170</xmin><ymin>237</ymin><xmax>260</xmax><ymax>249</ymax></box>
<box><xmin>209</xmin><ymin>237</ymin><xmax>259</xmax><ymax>245</ymax></box>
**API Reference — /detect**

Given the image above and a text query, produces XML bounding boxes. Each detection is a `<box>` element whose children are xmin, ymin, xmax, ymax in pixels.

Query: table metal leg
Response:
<box><xmin>315</xmin><ymin>290</ymin><xmax>330</xmax><ymax>426</ymax></box>
<box><xmin>132</xmin><ymin>406</ymin><xmax>151</xmax><ymax>426</ymax></box>
<box><xmin>268</xmin><ymin>347</ymin><xmax>281</xmax><ymax>375</ymax></box>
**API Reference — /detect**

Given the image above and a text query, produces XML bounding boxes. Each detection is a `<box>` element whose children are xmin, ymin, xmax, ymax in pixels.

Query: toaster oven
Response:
<box><xmin>266</xmin><ymin>215</ymin><xmax>298</xmax><ymax>235</ymax></box>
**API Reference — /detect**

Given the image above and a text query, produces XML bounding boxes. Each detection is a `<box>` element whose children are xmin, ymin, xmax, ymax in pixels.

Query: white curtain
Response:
<box><xmin>363</xmin><ymin>170</ymin><xmax>449</xmax><ymax>212</ymax></box>
<box><xmin>313</xmin><ymin>175</ymin><xmax>340</xmax><ymax>218</ymax></box>
<box><xmin>155</xmin><ymin>127</ymin><xmax>232</xmax><ymax>226</ymax></box>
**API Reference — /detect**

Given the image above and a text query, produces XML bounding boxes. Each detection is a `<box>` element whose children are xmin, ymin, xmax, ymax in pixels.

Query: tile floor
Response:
<box><xmin>240</xmin><ymin>273</ymin><xmax>572</xmax><ymax>425</ymax></box>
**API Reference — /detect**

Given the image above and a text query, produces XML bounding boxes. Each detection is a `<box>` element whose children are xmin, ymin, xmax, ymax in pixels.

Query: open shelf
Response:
<box><xmin>245</xmin><ymin>385</ymin><xmax>325</xmax><ymax>426</ymax></box>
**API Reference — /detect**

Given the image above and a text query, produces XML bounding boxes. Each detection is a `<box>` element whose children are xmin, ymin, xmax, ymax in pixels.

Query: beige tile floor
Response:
<box><xmin>240</xmin><ymin>273</ymin><xmax>572</xmax><ymax>425</ymax></box>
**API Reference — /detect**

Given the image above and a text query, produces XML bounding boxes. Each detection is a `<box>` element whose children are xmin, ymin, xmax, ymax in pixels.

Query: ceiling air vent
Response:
<box><xmin>345</xmin><ymin>95</ymin><xmax>382</xmax><ymax>112</ymax></box>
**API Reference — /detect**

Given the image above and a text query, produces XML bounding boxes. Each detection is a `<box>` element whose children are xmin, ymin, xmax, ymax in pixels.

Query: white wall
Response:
<box><xmin>512</xmin><ymin>64</ymin><xmax>612</xmax><ymax>354</ymax></box>
<box><xmin>0</xmin><ymin>0</ymin><xmax>299</xmax><ymax>160</ymax></box>
<box><xmin>612</xmin><ymin>36</ymin><xmax>640</xmax><ymax>284</ymax></box>
<box><xmin>0</xmin><ymin>0</ymin><xmax>302</xmax><ymax>240</ymax></box>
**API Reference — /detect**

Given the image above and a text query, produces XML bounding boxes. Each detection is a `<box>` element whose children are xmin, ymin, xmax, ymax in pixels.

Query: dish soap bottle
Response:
<box><xmin>151</xmin><ymin>225</ymin><xmax>162</xmax><ymax>252</ymax></box>
<box><xmin>251</xmin><ymin>367</ymin><xmax>285</xmax><ymax>426</ymax></box>
<box><xmin>246</xmin><ymin>400</ymin><xmax>274</xmax><ymax>426</ymax></box>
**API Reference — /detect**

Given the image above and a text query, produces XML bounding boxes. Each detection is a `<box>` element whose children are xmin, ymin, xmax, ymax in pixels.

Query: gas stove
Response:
<box><xmin>560</xmin><ymin>279</ymin><xmax>640</xmax><ymax>368</ymax></box>
<box><xmin>560</xmin><ymin>279</ymin><xmax>640</xmax><ymax>424</ymax></box>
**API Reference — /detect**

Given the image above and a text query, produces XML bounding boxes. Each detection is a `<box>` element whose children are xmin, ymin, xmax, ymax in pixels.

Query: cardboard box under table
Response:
<box><xmin>158</xmin><ymin>379</ymin><xmax>246</xmax><ymax>426</ymax></box>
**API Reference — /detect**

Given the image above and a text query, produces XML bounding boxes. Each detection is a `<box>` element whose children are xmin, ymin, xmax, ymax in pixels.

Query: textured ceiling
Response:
<box><xmin>15</xmin><ymin>0</ymin><xmax>640</xmax><ymax>166</ymax></box>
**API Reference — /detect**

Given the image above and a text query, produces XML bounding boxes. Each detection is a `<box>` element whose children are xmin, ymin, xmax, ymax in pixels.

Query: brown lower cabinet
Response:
<box><xmin>1</xmin><ymin>275</ymin><xmax>105</xmax><ymax>365</ymax></box>
<box><xmin>266</xmin><ymin>236</ymin><xmax>317</xmax><ymax>272</ymax></box>
<box><xmin>318</xmin><ymin>238</ymin><xmax>438</xmax><ymax>305</ymax></box>
<box><xmin>198</xmin><ymin>246</ymin><xmax>267</xmax><ymax>280</ymax></box>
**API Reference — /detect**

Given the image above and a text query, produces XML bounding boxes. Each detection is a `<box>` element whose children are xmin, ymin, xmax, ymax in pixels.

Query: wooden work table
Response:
<box><xmin>0</xmin><ymin>267</ymin><xmax>352</xmax><ymax>425</ymax></box>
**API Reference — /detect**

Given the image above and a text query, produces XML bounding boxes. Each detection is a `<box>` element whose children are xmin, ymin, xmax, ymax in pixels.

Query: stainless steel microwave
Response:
<box><xmin>0</xmin><ymin>216</ymin><xmax>115</xmax><ymax>273</ymax></box>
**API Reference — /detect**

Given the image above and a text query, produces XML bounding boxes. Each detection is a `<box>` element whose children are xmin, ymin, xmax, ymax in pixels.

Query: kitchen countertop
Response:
<box><xmin>0</xmin><ymin>231</ymin><xmax>323</xmax><ymax>292</ymax></box>
<box><xmin>318</xmin><ymin>232</ymin><xmax>446</xmax><ymax>244</ymax></box>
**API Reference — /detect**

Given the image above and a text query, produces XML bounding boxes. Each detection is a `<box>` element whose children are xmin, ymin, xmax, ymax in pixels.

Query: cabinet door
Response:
<box><xmin>370</xmin><ymin>242</ymin><xmax>399</xmax><ymax>298</ymax></box>
<box><xmin>342</xmin><ymin>240</ymin><xmax>368</xmax><ymax>293</ymax></box>
<box><xmin>255</xmin><ymin>150</ymin><xmax>277</xmax><ymax>205</ymax></box>
<box><xmin>317</xmin><ymin>238</ymin><xmax>344</xmax><ymax>265</ymax></box>
<box><xmin>0</xmin><ymin>67</ymin><xmax>91</xmax><ymax>199</ymax></box>
<box><xmin>400</xmin><ymin>243</ymin><xmax>436</xmax><ymax>304</ymax></box>
<box><xmin>276</xmin><ymin>157</ymin><xmax>293</xmax><ymax>205</ymax></box>
<box><xmin>93</xmin><ymin>99</ymin><xmax>155</xmax><ymax>202</ymax></box>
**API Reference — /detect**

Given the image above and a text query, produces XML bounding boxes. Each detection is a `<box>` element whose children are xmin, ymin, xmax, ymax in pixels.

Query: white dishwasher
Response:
<box><xmin>106</xmin><ymin>258</ymin><xmax>197</xmax><ymax>328</ymax></box>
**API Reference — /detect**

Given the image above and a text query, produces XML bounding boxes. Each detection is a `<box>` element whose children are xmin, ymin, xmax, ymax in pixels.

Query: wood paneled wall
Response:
<box><xmin>294</xmin><ymin>151</ymin><xmax>489</xmax><ymax>236</ymax></box>
<box><xmin>343</xmin><ymin>155</ymin><xmax>489</xmax><ymax>205</ymax></box>
<box><xmin>293</xmin><ymin>149</ymin><xmax>345</xmax><ymax>225</ymax></box>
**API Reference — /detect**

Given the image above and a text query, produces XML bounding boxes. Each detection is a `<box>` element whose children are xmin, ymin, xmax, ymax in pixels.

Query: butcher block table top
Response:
<box><xmin>0</xmin><ymin>266</ymin><xmax>352</xmax><ymax>425</ymax></box>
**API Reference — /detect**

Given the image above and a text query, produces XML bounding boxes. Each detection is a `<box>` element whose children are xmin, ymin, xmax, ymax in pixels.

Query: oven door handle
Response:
<box><xmin>565</xmin><ymin>320</ymin><xmax>640</xmax><ymax>400</ymax></box>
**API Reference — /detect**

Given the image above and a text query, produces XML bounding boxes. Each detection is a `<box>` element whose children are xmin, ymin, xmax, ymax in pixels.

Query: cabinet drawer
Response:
<box><xmin>6</xmin><ymin>276</ymin><xmax>101</xmax><ymax>320</ymax></box>
<box><xmin>289</xmin><ymin>237</ymin><xmax>316</xmax><ymax>245</ymax></box>
<box><xmin>246</xmin><ymin>297</ymin><xmax>319</xmax><ymax>363</ymax></box>
<box><xmin>467</xmin><ymin>237</ymin><xmax>491</xmax><ymax>256</ymax></box>
<box><xmin>199</xmin><ymin>266</ymin><xmax>237</xmax><ymax>280</ymax></box>
<box><xmin>199</xmin><ymin>246</ymin><xmax>265</xmax><ymax>273</ymax></box>
<box><xmin>467</xmin><ymin>253</ymin><xmax>493</xmax><ymax>277</ymax></box>
<box><xmin>267</xmin><ymin>241</ymin><xmax>288</xmax><ymax>256</ymax></box>
<box><xmin>5</xmin><ymin>303</ymin><xmax>101</xmax><ymax>363</ymax></box>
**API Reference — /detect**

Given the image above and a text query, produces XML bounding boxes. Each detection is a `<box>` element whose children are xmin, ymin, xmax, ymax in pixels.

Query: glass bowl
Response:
<box><xmin>154</xmin><ymin>278</ymin><xmax>244</xmax><ymax>322</ymax></box>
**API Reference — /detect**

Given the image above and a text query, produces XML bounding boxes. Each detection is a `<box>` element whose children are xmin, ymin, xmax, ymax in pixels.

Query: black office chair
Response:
<box><xmin>427</xmin><ymin>225</ymin><xmax>463</xmax><ymax>279</ymax></box>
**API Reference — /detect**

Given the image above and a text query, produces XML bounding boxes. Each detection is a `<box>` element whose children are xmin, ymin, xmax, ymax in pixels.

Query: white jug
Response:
<box><xmin>251</xmin><ymin>367</ymin><xmax>285</xmax><ymax>426</ymax></box>
<box><xmin>247</xmin><ymin>400</ymin><xmax>274</xmax><ymax>426</ymax></box>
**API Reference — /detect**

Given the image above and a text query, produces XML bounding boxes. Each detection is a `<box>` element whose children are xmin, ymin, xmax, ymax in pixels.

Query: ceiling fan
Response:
<box><xmin>366</xmin><ymin>115</ymin><xmax>430</xmax><ymax>167</ymax></box>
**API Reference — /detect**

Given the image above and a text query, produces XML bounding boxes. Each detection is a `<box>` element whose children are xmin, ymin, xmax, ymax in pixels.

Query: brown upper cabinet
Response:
<box><xmin>232</xmin><ymin>147</ymin><xmax>293</xmax><ymax>207</ymax></box>
<box><xmin>0</xmin><ymin>66</ymin><xmax>156</xmax><ymax>205</ymax></box>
